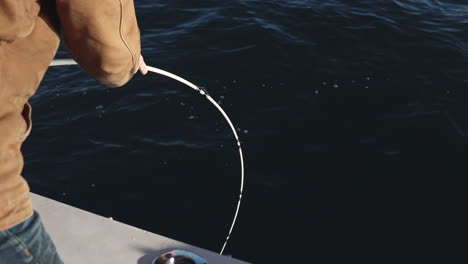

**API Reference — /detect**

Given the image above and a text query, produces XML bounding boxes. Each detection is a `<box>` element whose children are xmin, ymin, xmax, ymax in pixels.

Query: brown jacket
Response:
<box><xmin>0</xmin><ymin>0</ymin><xmax>141</xmax><ymax>230</ymax></box>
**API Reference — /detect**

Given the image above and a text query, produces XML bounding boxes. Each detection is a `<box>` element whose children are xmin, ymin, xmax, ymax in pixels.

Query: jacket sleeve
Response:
<box><xmin>56</xmin><ymin>0</ymin><xmax>141</xmax><ymax>87</ymax></box>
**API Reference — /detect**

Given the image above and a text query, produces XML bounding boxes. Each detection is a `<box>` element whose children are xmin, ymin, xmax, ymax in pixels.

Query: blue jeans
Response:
<box><xmin>0</xmin><ymin>211</ymin><xmax>63</xmax><ymax>264</ymax></box>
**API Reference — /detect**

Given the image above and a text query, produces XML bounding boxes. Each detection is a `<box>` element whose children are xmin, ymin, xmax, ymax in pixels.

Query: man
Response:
<box><xmin>0</xmin><ymin>0</ymin><xmax>148</xmax><ymax>262</ymax></box>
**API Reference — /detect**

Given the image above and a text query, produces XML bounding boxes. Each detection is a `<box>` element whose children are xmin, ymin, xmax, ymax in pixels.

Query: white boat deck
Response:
<box><xmin>31</xmin><ymin>193</ymin><xmax>250</xmax><ymax>264</ymax></box>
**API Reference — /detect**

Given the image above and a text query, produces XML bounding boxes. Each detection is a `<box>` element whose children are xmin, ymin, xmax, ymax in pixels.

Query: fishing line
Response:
<box><xmin>49</xmin><ymin>59</ymin><xmax>244</xmax><ymax>255</ymax></box>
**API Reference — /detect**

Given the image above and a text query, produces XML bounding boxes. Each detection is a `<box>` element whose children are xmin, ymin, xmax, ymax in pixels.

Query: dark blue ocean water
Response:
<box><xmin>23</xmin><ymin>0</ymin><xmax>468</xmax><ymax>263</ymax></box>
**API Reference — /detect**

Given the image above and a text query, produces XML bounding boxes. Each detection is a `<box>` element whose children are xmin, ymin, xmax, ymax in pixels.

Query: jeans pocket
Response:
<box><xmin>2</xmin><ymin>230</ymin><xmax>37</xmax><ymax>264</ymax></box>
<box><xmin>4</xmin><ymin>212</ymin><xmax>63</xmax><ymax>264</ymax></box>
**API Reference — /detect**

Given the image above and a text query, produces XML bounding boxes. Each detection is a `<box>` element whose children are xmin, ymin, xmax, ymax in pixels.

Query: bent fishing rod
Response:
<box><xmin>50</xmin><ymin>59</ymin><xmax>244</xmax><ymax>255</ymax></box>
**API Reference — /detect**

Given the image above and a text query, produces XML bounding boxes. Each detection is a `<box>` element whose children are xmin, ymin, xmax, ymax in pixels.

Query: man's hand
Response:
<box><xmin>135</xmin><ymin>54</ymin><xmax>148</xmax><ymax>75</ymax></box>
